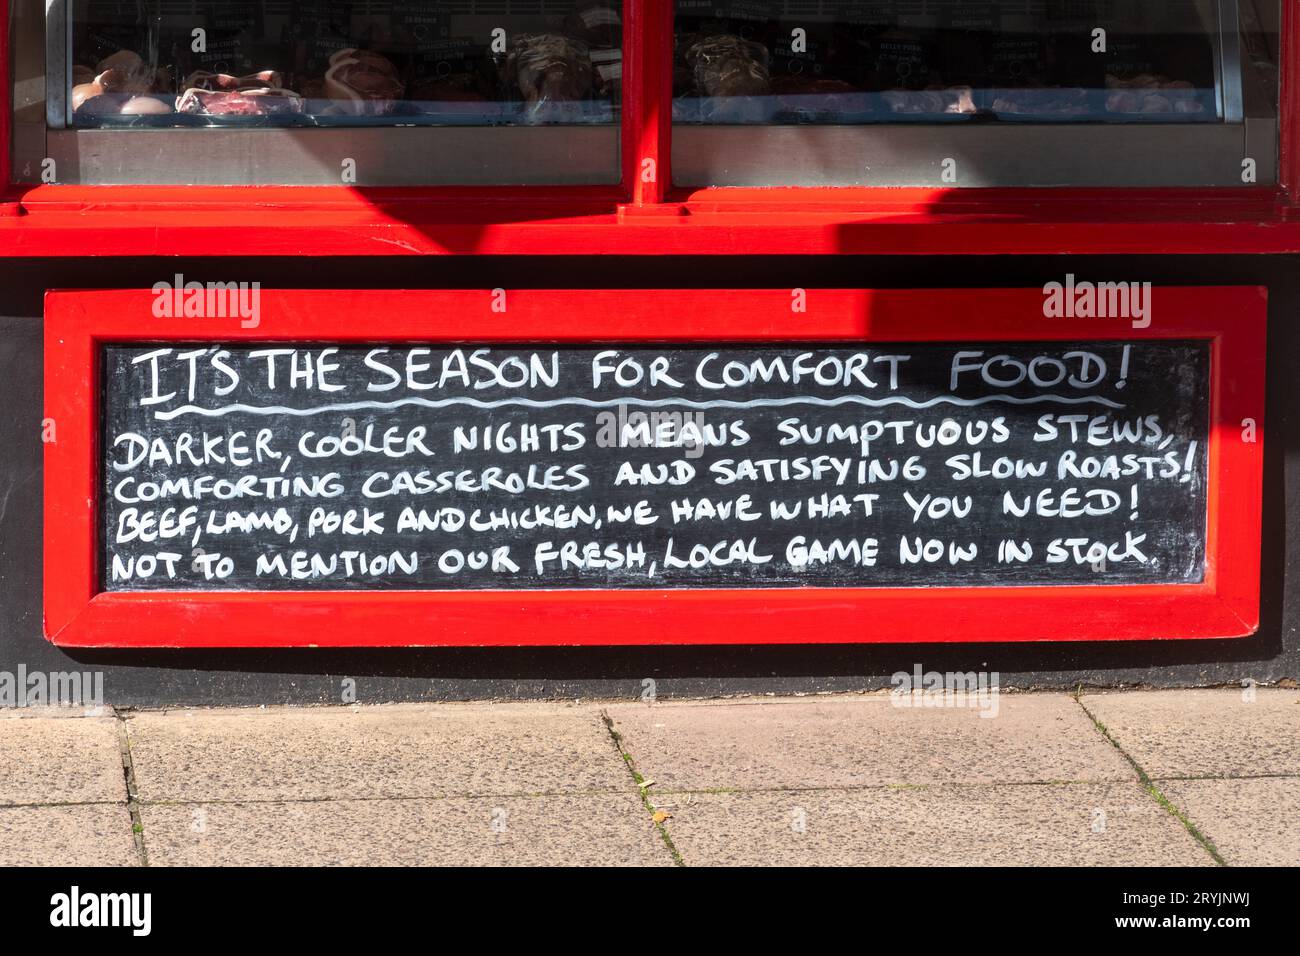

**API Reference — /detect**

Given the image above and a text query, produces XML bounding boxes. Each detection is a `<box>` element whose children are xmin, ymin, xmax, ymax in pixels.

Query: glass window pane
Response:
<box><xmin>54</xmin><ymin>1</ymin><xmax>622</xmax><ymax>185</ymax></box>
<box><xmin>70</xmin><ymin>1</ymin><xmax>622</xmax><ymax>127</ymax></box>
<box><xmin>672</xmin><ymin>1</ymin><xmax>1281</xmax><ymax>187</ymax></box>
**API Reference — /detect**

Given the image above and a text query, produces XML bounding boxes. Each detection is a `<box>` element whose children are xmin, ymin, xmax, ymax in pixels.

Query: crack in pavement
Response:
<box><xmin>600</xmin><ymin>710</ymin><xmax>685</xmax><ymax>867</ymax></box>
<box><xmin>116</xmin><ymin>714</ymin><xmax>149</xmax><ymax>867</ymax></box>
<box><xmin>1074</xmin><ymin>691</ymin><xmax>1226</xmax><ymax>866</ymax></box>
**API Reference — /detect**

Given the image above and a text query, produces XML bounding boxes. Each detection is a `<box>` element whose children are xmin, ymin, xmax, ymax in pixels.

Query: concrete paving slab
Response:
<box><xmin>127</xmin><ymin>702</ymin><xmax>625</xmax><ymax>802</ymax></box>
<box><xmin>1082</xmin><ymin>688</ymin><xmax>1300</xmax><ymax>778</ymax></box>
<box><xmin>1160</xmin><ymin>776</ymin><xmax>1300</xmax><ymax>867</ymax></box>
<box><xmin>0</xmin><ymin>712</ymin><xmax>125</xmax><ymax>806</ymax></box>
<box><xmin>657</xmin><ymin>783</ymin><xmax>1212</xmax><ymax>866</ymax></box>
<box><xmin>0</xmin><ymin>804</ymin><xmax>137</xmax><ymax>866</ymax></box>
<box><xmin>139</xmin><ymin>794</ymin><xmax>672</xmax><ymax>866</ymax></box>
<box><xmin>607</xmin><ymin>694</ymin><xmax>1130</xmax><ymax>790</ymax></box>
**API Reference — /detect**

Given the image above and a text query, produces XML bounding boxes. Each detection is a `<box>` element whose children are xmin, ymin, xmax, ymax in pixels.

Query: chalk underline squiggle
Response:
<box><xmin>153</xmin><ymin>393</ymin><xmax>1125</xmax><ymax>421</ymax></box>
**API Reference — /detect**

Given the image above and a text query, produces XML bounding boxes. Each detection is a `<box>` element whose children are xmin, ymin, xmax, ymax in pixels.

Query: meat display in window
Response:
<box><xmin>71</xmin><ymin>68</ymin><xmax>129</xmax><ymax>112</ymax></box>
<box><xmin>94</xmin><ymin>50</ymin><xmax>154</xmax><ymax>93</ymax></box>
<box><xmin>71</xmin><ymin>65</ymin><xmax>176</xmax><ymax>119</ymax></box>
<box><xmin>184</xmin><ymin>70</ymin><xmax>285</xmax><ymax>93</ymax></box>
<box><xmin>881</xmin><ymin>85</ymin><xmax>976</xmax><ymax>115</ymax></box>
<box><xmin>1105</xmin><ymin>74</ymin><xmax>1204</xmax><ymax>114</ymax></box>
<box><xmin>70</xmin><ymin>46</ymin><xmax>162</xmax><ymax>114</ymax></box>
<box><xmin>118</xmin><ymin>95</ymin><xmax>174</xmax><ymax>116</ymax></box>
<box><xmin>176</xmin><ymin>87</ymin><xmax>305</xmax><ymax>116</ymax></box>
<box><xmin>65</xmin><ymin>2</ymin><xmax>625</xmax><ymax>128</ymax></box>
<box><xmin>323</xmin><ymin>49</ymin><xmax>405</xmax><ymax>115</ymax></box>
<box><xmin>990</xmin><ymin>87</ymin><xmax>1090</xmax><ymax>116</ymax></box>
<box><xmin>769</xmin><ymin>75</ymin><xmax>865</xmax><ymax>121</ymax></box>
<box><xmin>503</xmin><ymin>33</ymin><xmax>594</xmax><ymax>122</ymax></box>
<box><xmin>173</xmin><ymin>66</ymin><xmax>306</xmax><ymax>117</ymax></box>
<box><xmin>676</xmin><ymin>34</ymin><xmax>771</xmax><ymax>121</ymax></box>
<box><xmin>685</xmin><ymin>35</ymin><xmax>770</xmax><ymax>99</ymax></box>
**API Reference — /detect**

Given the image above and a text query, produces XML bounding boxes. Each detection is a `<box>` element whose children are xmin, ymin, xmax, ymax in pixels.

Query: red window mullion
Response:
<box><xmin>623</xmin><ymin>1</ymin><xmax>674</xmax><ymax>205</ymax></box>
<box><xmin>1281</xmin><ymin>0</ymin><xmax>1299</xmax><ymax>206</ymax></box>
<box><xmin>1</xmin><ymin>0</ymin><xmax>11</xmax><ymax>195</ymax></box>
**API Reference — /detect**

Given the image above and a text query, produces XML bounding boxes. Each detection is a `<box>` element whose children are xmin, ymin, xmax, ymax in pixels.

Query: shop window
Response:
<box><xmin>671</xmin><ymin>0</ymin><xmax>1282</xmax><ymax>188</ymax></box>
<box><xmin>6</xmin><ymin>1</ymin><xmax>1283</xmax><ymax>190</ymax></box>
<box><xmin>13</xmin><ymin>0</ymin><xmax>622</xmax><ymax>185</ymax></box>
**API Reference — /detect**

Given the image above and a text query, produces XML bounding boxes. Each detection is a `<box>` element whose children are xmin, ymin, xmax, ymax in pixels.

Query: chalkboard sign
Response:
<box><xmin>100</xmin><ymin>341</ymin><xmax>1209</xmax><ymax>592</ymax></box>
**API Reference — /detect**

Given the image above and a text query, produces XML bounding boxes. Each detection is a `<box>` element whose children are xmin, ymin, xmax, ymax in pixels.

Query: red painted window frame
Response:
<box><xmin>44</xmin><ymin>286</ymin><xmax>1265</xmax><ymax>648</ymax></box>
<box><xmin>3</xmin><ymin>2</ymin><xmax>1300</xmax><ymax>255</ymax></box>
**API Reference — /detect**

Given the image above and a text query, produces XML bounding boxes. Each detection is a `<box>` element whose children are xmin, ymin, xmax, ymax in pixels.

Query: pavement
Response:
<box><xmin>1</xmin><ymin>688</ymin><xmax>1296</xmax><ymax>866</ymax></box>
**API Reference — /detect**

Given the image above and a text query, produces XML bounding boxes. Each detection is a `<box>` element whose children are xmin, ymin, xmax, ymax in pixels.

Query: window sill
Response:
<box><xmin>3</xmin><ymin>184</ymin><xmax>1299</xmax><ymax>257</ymax></box>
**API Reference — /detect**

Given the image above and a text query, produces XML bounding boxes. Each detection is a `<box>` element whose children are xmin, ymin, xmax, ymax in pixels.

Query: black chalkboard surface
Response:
<box><xmin>100</xmin><ymin>341</ymin><xmax>1209</xmax><ymax>591</ymax></box>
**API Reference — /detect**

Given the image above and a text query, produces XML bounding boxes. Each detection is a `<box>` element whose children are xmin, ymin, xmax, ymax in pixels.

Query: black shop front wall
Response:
<box><xmin>1</xmin><ymin>254</ymin><xmax>1295</xmax><ymax>706</ymax></box>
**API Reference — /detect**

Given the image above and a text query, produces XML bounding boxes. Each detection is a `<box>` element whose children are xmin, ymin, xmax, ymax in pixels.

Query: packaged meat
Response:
<box><xmin>71</xmin><ymin>68</ymin><xmax>131</xmax><ymax>111</ymax></box>
<box><xmin>686</xmin><ymin>35</ymin><xmax>770</xmax><ymax>99</ymax></box>
<box><xmin>72</xmin><ymin>56</ymin><xmax>174</xmax><ymax>123</ymax></box>
<box><xmin>184</xmin><ymin>70</ymin><xmax>284</xmax><ymax>93</ymax></box>
<box><xmin>324</xmin><ymin>49</ymin><xmax>404</xmax><ymax>116</ymax></box>
<box><xmin>71</xmin><ymin>81</ymin><xmax>104</xmax><ymax>112</ymax></box>
<box><xmin>991</xmin><ymin>88</ymin><xmax>1090</xmax><ymax>117</ymax></box>
<box><xmin>681</xmin><ymin>34</ymin><xmax>770</xmax><ymax>123</ymax></box>
<box><xmin>769</xmin><ymin>76</ymin><xmax>866</xmax><ymax>122</ymax></box>
<box><xmin>119</xmin><ymin>95</ymin><xmax>174</xmax><ymax>116</ymax></box>
<box><xmin>504</xmin><ymin>34</ymin><xmax>595</xmax><ymax>124</ymax></box>
<box><xmin>96</xmin><ymin>50</ymin><xmax>153</xmax><ymax>93</ymax></box>
<box><xmin>73</xmin><ymin>91</ymin><xmax>130</xmax><ymax>119</ymax></box>
<box><xmin>176</xmin><ymin>87</ymin><xmax>305</xmax><ymax>117</ymax></box>
<box><xmin>1105</xmin><ymin>74</ymin><xmax>1204</xmax><ymax>115</ymax></box>
<box><xmin>65</xmin><ymin>0</ymin><xmax>627</xmax><ymax>133</ymax></box>
<box><xmin>882</xmin><ymin>85</ymin><xmax>976</xmax><ymax>115</ymax></box>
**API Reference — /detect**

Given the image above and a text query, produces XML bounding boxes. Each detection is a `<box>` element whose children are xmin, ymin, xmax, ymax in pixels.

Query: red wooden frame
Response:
<box><xmin>44</xmin><ymin>287</ymin><xmax>1265</xmax><ymax>648</ymax></box>
<box><xmin>3</xmin><ymin>1</ymin><xmax>1300</xmax><ymax>254</ymax></box>
<box><xmin>0</xmin><ymin>0</ymin><xmax>9</xmax><ymax>196</ymax></box>
<box><xmin>1282</xmin><ymin>0</ymin><xmax>1299</xmax><ymax>200</ymax></box>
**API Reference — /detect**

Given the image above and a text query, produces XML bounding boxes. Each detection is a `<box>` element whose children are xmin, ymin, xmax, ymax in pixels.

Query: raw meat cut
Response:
<box><xmin>504</xmin><ymin>34</ymin><xmax>594</xmax><ymax>123</ymax></box>
<box><xmin>324</xmin><ymin>49</ymin><xmax>404</xmax><ymax>116</ymax></box>
<box><xmin>882</xmin><ymin>85</ymin><xmax>976</xmax><ymax>115</ymax></box>
<box><xmin>1105</xmin><ymin>74</ymin><xmax>1203</xmax><ymax>114</ymax></box>
<box><xmin>685</xmin><ymin>35</ymin><xmax>770</xmax><ymax>99</ymax></box>
<box><xmin>176</xmin><ymin>87</ymin><xmax>305</xmax><ymax>116</ymax></box>
<box><xmin>184</xmin><ymin>70</ymin><xmax>284</xmax><ymax>93</ymax></box>
<box><xmin>991</xmin><ymin>88</ymin><xmax>1089</xmax><ymax>116</ymax></box>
